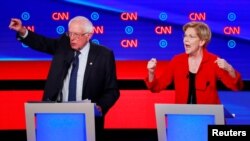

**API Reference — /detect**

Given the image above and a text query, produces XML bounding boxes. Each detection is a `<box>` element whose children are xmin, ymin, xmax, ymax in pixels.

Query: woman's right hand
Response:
<box><xmin>147</xmin><ymin>58</ymin><xmax>157</xmax><ymax>74</ymax></box>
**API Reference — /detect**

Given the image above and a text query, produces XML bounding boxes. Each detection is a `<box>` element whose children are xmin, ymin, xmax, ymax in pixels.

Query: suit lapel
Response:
<box><xmin>64</xmin><ymin>50</ymin><xmax>75</xmax><ymax>64</ymax></box>
<box><xmin>63</xmin><ymin>48</ymin><xmax>75</xmax><ymax>75</ymax></box>
<box><xmin>82</xmin><ymin>42</ymin><xmax>98</xmax><ymax>98</ymax></box>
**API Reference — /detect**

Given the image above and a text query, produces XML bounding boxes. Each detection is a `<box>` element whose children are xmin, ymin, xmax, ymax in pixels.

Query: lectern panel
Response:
<box><xmin>155</xmin><ymin>104</ymin><xmax>225</xmax><ymax>141</ymax></box>
<box><xmin>166</xmin><ymin>114</ymin><xmax>214</xmax><ymax>141</ymax></box>
<box><xmin>25</xmin><ymin>102</ymin><xmax>95</xmax><ymax>141</ymax></box>
<box><xmin>35</xmin><ymin>113</ymin><xmax>86</xmax><ymax>141</ymax></box>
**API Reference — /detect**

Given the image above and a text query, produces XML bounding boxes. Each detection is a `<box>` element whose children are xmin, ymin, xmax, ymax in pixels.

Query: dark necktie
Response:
<box><xmin>68</xmin><ymin>51</ymin><xmax>80</xmax><ymax>101</ymax></box>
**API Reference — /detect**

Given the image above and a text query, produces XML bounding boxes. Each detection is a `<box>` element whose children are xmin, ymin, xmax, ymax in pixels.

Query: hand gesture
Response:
<box><xmin>9</xmin><ymin>18</ymin><xmax>26</xmax><ymax>35</ymax></box>
<box><xmin>147</xmin><ymin>58</ymin><xmax>157</xmax><ymax>73</ymax></box>
<box><xmin>214</xmin><ymin>58</ymin><xmax>230</xmax><ymax>71</ymax></box>
<box><xmin>215</xmin><ymin>57</ymin><xmax>236</xmax><ymax>78</ymax></box>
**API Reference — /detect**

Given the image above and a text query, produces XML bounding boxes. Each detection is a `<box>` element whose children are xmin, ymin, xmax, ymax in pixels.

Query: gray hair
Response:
<box><xmin>68</xmin><ymin>16</ymin><xmax>94</xmax><ymax>33</ymax></box>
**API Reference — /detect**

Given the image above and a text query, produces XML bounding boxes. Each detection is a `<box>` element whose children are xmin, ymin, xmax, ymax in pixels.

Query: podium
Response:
<box><xmin>25</xmin><ymin>102</ymin><xmax>96</xmax><ymax>141</ymax></box>
<box><xmin>155</xmin><ymin>104</ymin><xmax>225</xmax><ymax>141</ymax></box>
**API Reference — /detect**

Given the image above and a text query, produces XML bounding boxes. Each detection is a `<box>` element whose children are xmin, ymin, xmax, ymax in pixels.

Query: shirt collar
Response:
<box><xmin>79</xmin><ymin>42</ymin><xmax>90</xmax><ymax>54</ymax></box>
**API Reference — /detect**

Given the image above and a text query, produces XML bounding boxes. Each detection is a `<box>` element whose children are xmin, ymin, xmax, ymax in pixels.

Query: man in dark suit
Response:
<box><xmin>9</xmin><ymin>16</ymin><xmax>120</xmax><ymax>141</ymax></box>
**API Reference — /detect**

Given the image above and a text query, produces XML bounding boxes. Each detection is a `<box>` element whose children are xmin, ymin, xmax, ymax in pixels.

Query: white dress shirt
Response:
<box><xmin>62</xmin><ymin>43</ymin><xmax>90</xmax><ymax>101</ymax></box>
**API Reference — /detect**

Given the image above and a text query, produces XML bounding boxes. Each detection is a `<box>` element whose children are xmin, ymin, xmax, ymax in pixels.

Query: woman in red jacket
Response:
<box><xmin>145</xmin><ymin>21</ymin><xmax>243</xmax><ymax>104</ymax></box>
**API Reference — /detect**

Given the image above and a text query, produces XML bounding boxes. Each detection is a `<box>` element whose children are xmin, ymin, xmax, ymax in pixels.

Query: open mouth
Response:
<box><xmin>185</xmin><ymin>44</ymin><xmax>191</xmax><ymax>49</ymax></box>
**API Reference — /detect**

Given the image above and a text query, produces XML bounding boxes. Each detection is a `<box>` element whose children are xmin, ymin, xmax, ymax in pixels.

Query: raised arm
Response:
<box><xmin>9</xmin><ymin>18</ymin><xmax>27</xmax><ymax>36</ymax></box>
<box><xmin>147</xmin><ymin>58</ymin><xmax>157</xmax><ymax>82</ymax></box>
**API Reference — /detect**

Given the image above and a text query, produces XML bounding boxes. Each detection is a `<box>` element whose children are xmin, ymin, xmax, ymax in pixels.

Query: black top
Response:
<box><xmin>187</xmin><ymin>71</ymin><xmax>197</xmax><ymax>104</ymax></box>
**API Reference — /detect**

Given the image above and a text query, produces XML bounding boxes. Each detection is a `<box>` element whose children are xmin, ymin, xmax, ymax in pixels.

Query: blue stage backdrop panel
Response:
<box><xmin>1</xmin><ymin>0</ymin><xmax>250</xmax><ymax>80</ymax></box>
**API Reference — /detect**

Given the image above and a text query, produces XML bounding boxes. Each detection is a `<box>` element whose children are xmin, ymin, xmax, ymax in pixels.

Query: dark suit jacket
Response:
<box><xmin>18</xmin><ymin>31</ymin><xmax>120</xmax><ymax>115</ymax></box>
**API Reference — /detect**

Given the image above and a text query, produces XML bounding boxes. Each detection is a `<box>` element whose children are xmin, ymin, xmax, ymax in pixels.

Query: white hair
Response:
<box><xmin>68</xmin><ymin>16</ymin><xmax>94</xmax><ymax>33</ymax></box>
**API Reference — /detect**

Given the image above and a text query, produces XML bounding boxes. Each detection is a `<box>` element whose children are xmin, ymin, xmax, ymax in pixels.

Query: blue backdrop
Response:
<box><xmin>0</xmin><ymin>0</ymin><xmax>249</xmax><ymax>80</ymax></box>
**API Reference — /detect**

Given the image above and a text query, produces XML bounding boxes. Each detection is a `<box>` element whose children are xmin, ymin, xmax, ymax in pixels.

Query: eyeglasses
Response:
<box><xmin>66</xmin><ymin>32</ymin><xmax>89</xmax><ymax>39</ymax></box>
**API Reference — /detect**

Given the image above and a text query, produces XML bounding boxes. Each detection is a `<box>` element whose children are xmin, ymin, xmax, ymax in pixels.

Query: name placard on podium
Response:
<box><xmin>155</xmin><ymin>104</ymin><xmax>225</xmax><ymax>141</ymax></box>
<box><xmin>25</xmin><ymin>102</ymin><xmax>96</xmax><ymax>141</ymax></box>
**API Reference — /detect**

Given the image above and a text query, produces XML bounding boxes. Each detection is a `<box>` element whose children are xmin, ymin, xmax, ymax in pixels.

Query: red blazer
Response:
<box><xmin>145</xmin><ymin>49</ymin><xmax>243</xmax><ymax>104</ymax></box>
